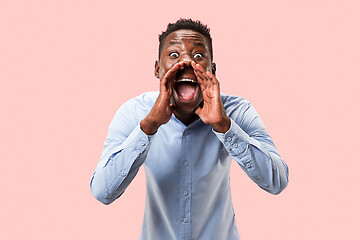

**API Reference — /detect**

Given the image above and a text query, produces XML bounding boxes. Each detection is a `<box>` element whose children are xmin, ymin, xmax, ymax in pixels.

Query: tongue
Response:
<box><xmin>177</xmin><ymin>82</ymin><xmax>196</xmax><ymax>100</ymax></box>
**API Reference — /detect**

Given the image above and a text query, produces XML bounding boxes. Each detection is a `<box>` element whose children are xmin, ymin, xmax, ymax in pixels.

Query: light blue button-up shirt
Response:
<box><xmin>90</xmin><ymin>92</ymin><xmax>288</xmax><ymax>240</ymax></box>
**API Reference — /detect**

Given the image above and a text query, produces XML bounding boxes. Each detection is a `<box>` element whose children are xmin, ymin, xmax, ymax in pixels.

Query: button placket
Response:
<box><xmin>180</xmin><ymin>128</ymin><xmax>192</xmax><ymax>238</ymax></box>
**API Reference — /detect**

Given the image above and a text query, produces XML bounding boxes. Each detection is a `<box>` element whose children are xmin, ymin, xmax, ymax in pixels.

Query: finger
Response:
<box><xmin>191</xmin><ymin>62</ymin><xmax>204</xmax><ymax>77</ymax></box>
<box><xmin>206</xmin><ymin>71</ymin><xmax>219</xmax><ymax>87</ymax></box>
<box><xmin>193</xmin><ymin>67</ymin><xmax>205</xmax><ymax>81</ymax></box>
<box><xmin>165</xmin><ymin>63</ymin><xmax>181</xmax><ymax>81</ymax></box>
<box><xmin>195</xmin><ymin>63</ymin><xmax>205</xmax><ymax>73</ymax></box>
<box><xmin>162</xmin><ymin>63</ymin><xmax>181</xmax><ymax>88</ymax></box>
<box><xmin>194</xmin><ymin>63</ymin><xmax>219</xmax><ymax>90</ymax></box>
<box><xmin>191</xmin><ymin>62</ymin><xmax>202</xmax><ymax>80</ymax></box>
<box><xmin>194</xmin><ymin>64</ymin><xmax>212</xmax><ymax>88</ymax></box>
<box><xmin>193</xmin><ymin>68</ymin><xmax>208</xmax><ymax>90</ymax></box>
<box><xmin>196</xmin><ymin>63</ymin><xmax>213</xmax><ymax>81</ymax></box>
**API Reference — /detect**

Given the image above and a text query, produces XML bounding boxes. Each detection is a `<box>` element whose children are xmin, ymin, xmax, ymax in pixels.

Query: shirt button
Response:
<box><xmin>121</xmin><ymin>172</ymin><xmax>126</xmax><ymax>177</ymax></box>
<box><xmin>183</xmin><ymin>218</ymin><xmax>188</xmax><ymax>223</ymax></box>
<box><xmin>233</xmin><ymin>143</ymin><xmax>238</xmax><ymax>148</ymax></box>
<box><xmin>184</xmin><ymin>131</ymin><xmax>189</xmax><ymax>135</ymax></box>
<box><xmin>184</xmin><ymin>191</ymin><xmax>188</xmax><ymax>196</ymax></box>
<box><xmin>246</xmin><ymin>163</ymin><xmax>251</xmax><ymax>168</ymax></box>
<box><xmin>227</xmin><ymin>137</ymin><xmax>232</xmax><ymax>142</ymax></box>
<box><xmin>184</xmin><ymin>161</ymin><xmax>189</xmax><ymax>166</ymax></box>
<box><xmin>137</xmin><ymin>150</ymin><xmax>141</xmax><ymax>154</ymax></box>
<box><xmin>141</xmin><ymin>141</ymin><xmax>145</xmax><ymax>146</ymax></box>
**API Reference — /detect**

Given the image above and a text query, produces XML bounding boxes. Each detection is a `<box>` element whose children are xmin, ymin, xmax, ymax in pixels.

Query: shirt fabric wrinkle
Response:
<box><xmin>90</xmin><ymin>91</ymin><xmax>289</xmax><ymax>239</ymax></box>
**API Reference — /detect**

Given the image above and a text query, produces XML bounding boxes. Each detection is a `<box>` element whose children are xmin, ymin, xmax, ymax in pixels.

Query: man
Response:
<box><xmin>90</xmin><ymin>19</ymin><xmax>289</xmax><ymax>240</ymax></box>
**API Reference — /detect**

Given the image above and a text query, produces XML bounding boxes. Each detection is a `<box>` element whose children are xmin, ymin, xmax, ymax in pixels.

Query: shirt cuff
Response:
<box><xmin>103</xmin><ymin>124</ymin><xmax>152</xmax><ymax>169</ymax></box>
<box><xmin>212</xmin><ymin>118</ymin><xmax>252</xmax><ymax>154</ymax></box>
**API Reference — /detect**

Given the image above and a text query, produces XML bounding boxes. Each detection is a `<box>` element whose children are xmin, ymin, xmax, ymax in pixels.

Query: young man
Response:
<box><xmin>90</xmin><ymin>19</ymin><xmax>289</xmax><ymax>240</ymax></box>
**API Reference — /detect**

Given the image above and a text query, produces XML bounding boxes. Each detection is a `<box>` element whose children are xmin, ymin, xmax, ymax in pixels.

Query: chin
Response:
<box><xmin>175</xmin><ymin>102</ymin><xmax>201</xmax><ymax>115</ymax></box>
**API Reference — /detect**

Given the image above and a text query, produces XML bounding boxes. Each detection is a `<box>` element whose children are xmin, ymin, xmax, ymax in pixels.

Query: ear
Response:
<box><xmin>212</xmin><ymin>62</ymin><xmax>216</xmax><ymax>76</ymax></box>
<box><xmin>154</xmin><ymin>60</ymin><xmax>160</xmax><ymax>79</ymax></box>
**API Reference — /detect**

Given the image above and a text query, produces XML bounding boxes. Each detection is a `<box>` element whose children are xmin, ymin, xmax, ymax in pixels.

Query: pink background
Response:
<box><xmin>1</xmin><ymin>0</ymin><xmax>359</xmax><ymax>239</ymax></box>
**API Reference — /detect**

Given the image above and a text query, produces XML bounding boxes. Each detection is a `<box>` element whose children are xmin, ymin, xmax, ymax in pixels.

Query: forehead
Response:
<box><xmin>164</xmin><ymin>29</ymin><xmax>209</xmax><ymax>48</ymax></box>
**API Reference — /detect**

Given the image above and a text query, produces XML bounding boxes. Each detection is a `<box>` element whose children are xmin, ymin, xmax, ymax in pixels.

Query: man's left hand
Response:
<box><xmin>191</xmin><ymin>61</ymin><xmax>231</xmax><ymax>133</ymax></box>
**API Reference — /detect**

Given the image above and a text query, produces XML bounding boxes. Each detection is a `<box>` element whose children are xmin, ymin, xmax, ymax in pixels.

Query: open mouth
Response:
<box><xmin>174</xmin><ymin>79</ymin><xmax>199</xmax><ymax>101</ymax></box>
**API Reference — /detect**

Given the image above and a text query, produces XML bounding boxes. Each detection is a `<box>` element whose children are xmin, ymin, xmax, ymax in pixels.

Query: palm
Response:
<box><xmin>140</xmin><ymin>62</ymin><xmax>182</xmax><ymax>135</ymax></box>
<box><xmin>192</xmin><ymin>62</ymin><xmax>230</xmax><ymax>133</ymax></box>
<box><xmin>198</xmin><ymin>85</ymin><xmax>221</xmax><ymax>123</ymax></box>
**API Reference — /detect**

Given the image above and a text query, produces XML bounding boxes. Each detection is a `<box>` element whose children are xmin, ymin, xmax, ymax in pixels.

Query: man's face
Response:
<box><xmin>155</xmin><ymin>29</ymin><xmax>215</xmax><ymax>118</ymax></box>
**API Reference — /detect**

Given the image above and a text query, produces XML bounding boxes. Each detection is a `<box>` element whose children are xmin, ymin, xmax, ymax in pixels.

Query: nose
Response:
<box><xmin>178</xmin><ymin>54</ymin><xmax>193</xmax><ymax>65</ymax></box>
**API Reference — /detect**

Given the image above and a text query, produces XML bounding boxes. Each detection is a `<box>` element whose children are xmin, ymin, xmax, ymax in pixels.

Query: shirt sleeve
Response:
<box><xmin>90</xmin><ymin>98</ymin><xmax>153</xmax><ymax>204</ymax></box>
<box><xmin>213</xmin><ymin>101</ymin><xmax>289</xmax><ymax>194</ymax></box>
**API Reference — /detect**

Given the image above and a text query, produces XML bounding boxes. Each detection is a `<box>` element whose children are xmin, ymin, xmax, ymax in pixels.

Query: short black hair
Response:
<box><xmin>158</xmin><ymin>18</ymin><xmax>213</xmax><ymax>60</ymax></box>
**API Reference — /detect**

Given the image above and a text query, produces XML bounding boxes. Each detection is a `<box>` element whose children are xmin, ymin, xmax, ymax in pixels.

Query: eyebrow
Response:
<box><xmin>169</xmin><ymin>41</ymin><xmax>181</xmax><ymax>45</ymax></box>
<box><xmin>168</xmin><ymin>41</ymin><xmax>206</xmax><ymax>48</ymax></box>
<box><xmin>194</xmin><ymin>42</ymin><xmax>206</xmax><ymax>48</ymax></box>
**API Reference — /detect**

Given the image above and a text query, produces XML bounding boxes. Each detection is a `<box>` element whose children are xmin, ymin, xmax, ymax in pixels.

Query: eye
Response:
<box><xmin>169</xmin><ymin>52</ymin><xmax>179</xmax><ymax>58</ymax></box>
<box><xmin>193</xmin><ymin>53</ymin><xmax>203</xmax><ymax>59</ymax></box>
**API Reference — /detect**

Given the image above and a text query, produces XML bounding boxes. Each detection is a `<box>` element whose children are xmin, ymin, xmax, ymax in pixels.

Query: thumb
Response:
<box><xmin>195</xmin><ymin>106</ymin><xmax>202</xmax><ymax>116</ymax></box>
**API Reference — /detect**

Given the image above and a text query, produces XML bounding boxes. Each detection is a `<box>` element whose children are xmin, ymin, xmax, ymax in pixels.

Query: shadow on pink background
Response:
<box><xmin>1</xmin><ymin>0</ymin><xmax>359</xmax><ymax>239</ymax></box>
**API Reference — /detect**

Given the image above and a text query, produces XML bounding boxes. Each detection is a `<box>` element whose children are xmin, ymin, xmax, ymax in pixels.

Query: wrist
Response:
<box><xmin>211</xmin><ymin>116</ymin><xmax>231</xmax><ymax>134</ymax></box>
<box><xmin>140</xmin><ymin>117</ymin><xmax>161</xmax><ymax>135</ymax></box>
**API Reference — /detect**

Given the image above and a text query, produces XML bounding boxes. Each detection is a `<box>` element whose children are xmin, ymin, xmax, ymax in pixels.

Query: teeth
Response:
<box><xmin>175</xmin><ymin>78</ymin><xmax>196</xmax><ymax>83</ymax></box>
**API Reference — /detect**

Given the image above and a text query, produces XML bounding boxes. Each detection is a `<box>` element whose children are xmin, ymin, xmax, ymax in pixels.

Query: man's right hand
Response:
<box><xmin>140</xmin><ymin>62</ymin><xmax>183</xmax><ymax>135</ymax></box>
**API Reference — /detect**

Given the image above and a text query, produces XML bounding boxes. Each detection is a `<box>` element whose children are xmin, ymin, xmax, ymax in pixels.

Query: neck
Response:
<box><xmin>174</xmin><ymin>111</ymin><xmax>199</xmax><ymax>126</ymax></box>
